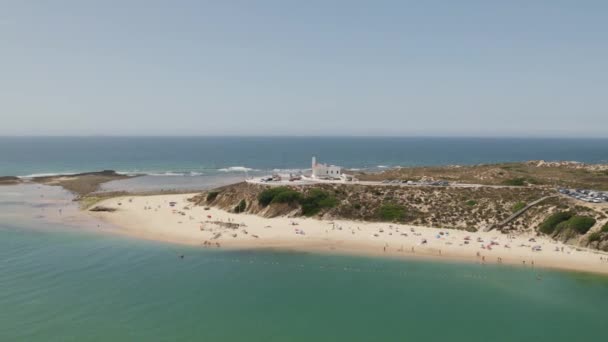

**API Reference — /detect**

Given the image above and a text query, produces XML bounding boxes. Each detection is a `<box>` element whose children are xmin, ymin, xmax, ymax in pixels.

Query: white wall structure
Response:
<box><xmin>311</xmin><ymin>156</ymin><xmax>342</xmax><ymax>179</ymax></box>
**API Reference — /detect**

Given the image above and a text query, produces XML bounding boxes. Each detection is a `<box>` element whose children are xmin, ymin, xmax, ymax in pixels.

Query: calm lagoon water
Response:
<box><xmin>1</xmin><ymin>195</ymin><xmax>608</xmax><ymax>341</ymax></box>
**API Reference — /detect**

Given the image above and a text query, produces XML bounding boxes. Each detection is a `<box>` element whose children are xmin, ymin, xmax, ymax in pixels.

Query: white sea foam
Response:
<box><xmin>156</xmin><ymin>172</ymin><xmax>184</xmax><ymax>176</ymax></box>
<box><xmin>18</xmin><ymin>172</ymin><xmax>78</xmax><ymax>179</ymax></box>
<box><xmin>218</xmin><ymin>166</ymin><xmax>256</xmax><ymax>172</ymax></box>
<box><xmin>117</xmin><ymin>171</ymin><xmax>204</xmax><ymax>177</ymax></box>
<box><xmin>115</xmin><ymin>171</ymin><xmax>142</xmax><ymax>176</ymax></box>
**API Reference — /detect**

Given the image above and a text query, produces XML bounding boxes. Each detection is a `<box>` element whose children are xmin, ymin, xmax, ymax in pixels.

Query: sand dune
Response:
<box><xmin>89</xmin><ymin>194</ymin><xmax>608</xmax><ymax>275</ymax></box>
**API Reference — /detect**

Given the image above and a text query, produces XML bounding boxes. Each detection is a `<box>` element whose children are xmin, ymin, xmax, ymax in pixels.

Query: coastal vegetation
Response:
<box><xmin>539</xmin><ymin>212</ymin><xmax>574</xmax><ymax>234</ymax></box>
<box><xmin>355</xmin><ymin>161</ymin><xmax>608</xmax><ymax>191</ymax></box>
<box><xmin>587</xmin><ymin>223</ymin><xmax>608</xmax><ymax>249</ymax></box>
<box><xmin>234</xmin><ymin>199</ymin><xmax>247</xmax><ymax>213</ymax></box>
<box><xmin>257</xmin><ymin>187</ymin><xmax>338</xmax><ymax>216</ymax></box>
<box><xmin>511</xmin><ymin>201</ymin><xmax>526</xmax><ymax>212</ymax></box>
<box><xmin>538</xmin><ymin>212</ymin><xmax>596</xmax><ymax>235</ymax></box>
<box><xmin>588</xmin><ymin>232</ymin><xmax>602</xmax><ymax>242</ymax></box>
<box><xmin>502</xmin><ymin>178</ymin><xmax>527</xmax><ymax>186</ymax></box>
<box><xmin>258</xmin><ymin>187</ymin><xmax>301</xmax><ymax>206</ymax></box>
<box><xmin>300</xmin><ymin>189</ymin><xmax>338</xmax><ymax>216</ymax></box>
<box><xmin>272</xmin><ymin>190</ymin><xmax>303</xmax><ymax>205</ymax></box>
<box><xmin>194</xmin><ymin>182</ymin><xmax>560</xmax><ymax>232</ymax></box>
<box><xmin>556</xmin><ymin>216</ymin><xmax>596</xmax><ymax>234</ymax></box>
<box><xmin>377</xmin><ymin>203</ymin><xmax>407</xmax><ymax>222</ymax></box>
<box><xmin>207</xmin><ymin>191</ymin><xmax>220</xmax><ymax>202</ymax></box>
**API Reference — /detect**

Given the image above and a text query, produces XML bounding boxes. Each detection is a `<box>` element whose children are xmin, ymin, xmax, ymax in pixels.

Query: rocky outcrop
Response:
<box><xmin>31</xmin><ymin>170</ymin><xmax>133</xmax><ymax>197</ymax></box>
<box><xmin>0</xmin><ymin>176</ymin><xmax>21</xmax><ymax>185</ymax></box>
<box><xmin>89</xmin><ymin>206</ymin><xmax>117</xmax><ymax>212</ymax></box>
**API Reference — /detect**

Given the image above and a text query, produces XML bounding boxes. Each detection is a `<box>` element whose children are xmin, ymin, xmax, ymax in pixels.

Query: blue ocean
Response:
<box><xmin>2</xmin><ymin>136</ymin><xmax>607</xmax><ymax>177</ymax></box>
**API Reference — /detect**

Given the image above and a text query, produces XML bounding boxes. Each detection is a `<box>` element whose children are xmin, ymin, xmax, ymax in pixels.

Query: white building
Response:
<box><xmin>311</xmin><ymin>156</ymin><xmax>342</xmax><ymax>179</ymax></box>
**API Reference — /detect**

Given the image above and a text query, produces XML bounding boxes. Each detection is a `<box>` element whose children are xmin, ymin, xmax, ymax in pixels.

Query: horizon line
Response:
<box><xmin>1</xmin><ymin>134</ymin><xmax>608</xmax><ymax>139</ymax></box>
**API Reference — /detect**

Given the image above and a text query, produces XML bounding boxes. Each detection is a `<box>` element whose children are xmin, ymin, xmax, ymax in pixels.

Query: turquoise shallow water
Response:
<box><xmin>2</xmin><ymin>222</ymin><xmax>608</xmax><ymax>341</ymax></box>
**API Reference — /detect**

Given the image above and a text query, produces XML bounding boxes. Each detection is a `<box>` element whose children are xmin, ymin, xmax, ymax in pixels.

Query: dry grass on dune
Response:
<box><xmin>355</xmin><ymin>162</ymin><xmax>608</xmax><ymax>190</ymax></box>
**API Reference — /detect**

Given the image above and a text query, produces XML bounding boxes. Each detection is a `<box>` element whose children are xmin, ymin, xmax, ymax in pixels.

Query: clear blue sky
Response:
<box><xmin>1</xmin><ymin>1</ymin><xmax>607</xmax><ymax>137</ymax></box>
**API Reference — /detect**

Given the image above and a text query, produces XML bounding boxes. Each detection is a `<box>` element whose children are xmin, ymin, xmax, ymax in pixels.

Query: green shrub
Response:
<box><xmin>272</xmin><ymin>190</ymin><xmax>302</xmax><ymax>204</ymax></box>
<box><xmin>503</xmin><ymin>178</ymin><xmax>526</xmax><ymax>186</ymax></box>
<box><xmin>602</xmin><ymin>222</ymin><xmax>608</xmax><ymax>233</ymax></box>
<box><xmin>258</xmin><ymin>187</ymin><xmax>293</xmax><ymax>207</ymax></box>
<box><xmin>206</xmin><ymin>191</ymin><xmax>220</xmax><ymax>202</ymax></box>
<box><xmin>378</xmin><ymin>203</ymin><xmax>406</xmax><ymax>222</ymax></box>
<box><xmin>539</xmin><ymin>212</ymin><xmax>573</xmax><ymax>234</ymax></box>
<box><xmin>301</xmin><ymin>189</ymin><xmax>338</xmax><ymax>216</ymax></box>
<box><xmin>465</xmin><ymin>200</ymin><xmax>477</xmax><ymax>206</ymax></box>
<box><xmin>588</xmin><ymin>232</ymin><xmax>602</xmax><ymax>242</ymax></box>
<box><xmin>526</xmin><ymin>178</ymin><xmax>540</xmax><ymax>185</ymax></box>
<box><xmin>556</xmin><ymin>216</ymin><xmax>596</xmax><ymax>234</ymax></box>
<box><xmin>258</xmin><ymin>187</ymin><xmax>337</xmax><ymax>215</ymax></box>
<box><xmin>234</xmin><ymin>199</ymin><xmax>247</xmax><ymax>213</ymax></box>
<box><xmin>511</xmin><ymin>201</ymin><xmax>526</xmax><ymax>213</ymax></box>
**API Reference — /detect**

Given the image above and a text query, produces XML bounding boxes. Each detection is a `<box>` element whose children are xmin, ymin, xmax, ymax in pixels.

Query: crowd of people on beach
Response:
<box><xmin>104</xmin><ymin>196</ymin><xmax>608</xmax><ymax>273</ymax></box>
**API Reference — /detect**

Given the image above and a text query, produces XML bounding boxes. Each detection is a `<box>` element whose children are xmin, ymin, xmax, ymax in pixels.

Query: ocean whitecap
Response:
<box><xmin>18</xmin><ymin>172</ymin><xmax>78</xmax><ymax>179</ymax></box>
<box><xmin>218</xmin><ymin>166</ymin><xmax>255</xmax><ymax>172</ymax></box>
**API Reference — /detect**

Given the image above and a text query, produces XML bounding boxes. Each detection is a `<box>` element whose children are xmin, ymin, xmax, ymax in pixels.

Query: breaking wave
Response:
<box><xmin>18</xmin><ymin>172</ymin><xmax>78</xmax><ymax>179</ymax></box>
<box><xmin>218</xmin><ymin>166</ymin><xmax>256</xmax><ymax>172</ymax></box>
<box><xmin>117</xmin><ymin>171</ymin><xmax>205</xmax><ymax>177</ymax></box>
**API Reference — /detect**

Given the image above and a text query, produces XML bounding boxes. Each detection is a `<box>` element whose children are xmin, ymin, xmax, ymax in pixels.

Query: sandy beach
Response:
<box><xmin>89</xmin><ymin>193</ymin><xmax>608</xmax><ymax>275</ymax></box>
